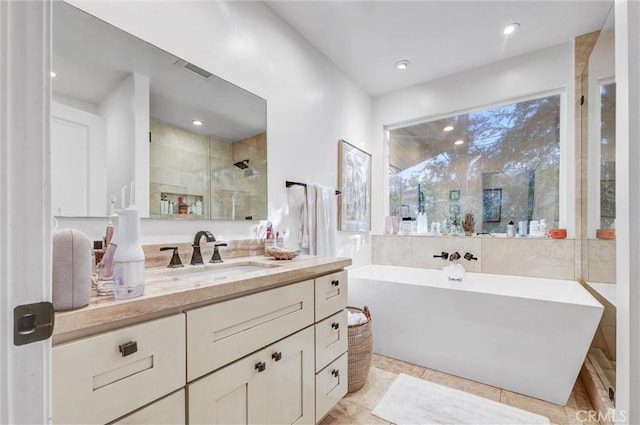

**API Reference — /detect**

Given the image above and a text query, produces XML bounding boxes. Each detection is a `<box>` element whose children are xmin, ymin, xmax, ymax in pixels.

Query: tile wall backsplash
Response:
<box><xmin>373</xmin><ymin>235</ymin><xmax>579</xmax><ymax>280</ymax></box>
<box><xmin>587</xmin><ymin>239</ymin><xmax>616</xmax><ymax>283</ymax></box>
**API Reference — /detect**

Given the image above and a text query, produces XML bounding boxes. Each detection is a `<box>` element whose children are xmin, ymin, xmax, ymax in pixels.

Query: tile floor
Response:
<box><xmin>320</xmin><ymin>353</ymin><xmax>598</xmax><ymax>425</ymax></box>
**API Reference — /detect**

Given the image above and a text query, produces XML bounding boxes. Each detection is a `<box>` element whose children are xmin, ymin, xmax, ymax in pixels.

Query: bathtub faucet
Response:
<box><xmin>449</xmin><ymin>252</ymin><xmax>461</xmax><ymax>261</ymax></box>
<box><xmin>433</xmin><ymin>251</ymin><xmax>449</xmax><ymax>260</ymax></box>
<box><xmin>464</xmin><ymin>252</ymin><xmax>478</xmax><ymax>261</ymax></box>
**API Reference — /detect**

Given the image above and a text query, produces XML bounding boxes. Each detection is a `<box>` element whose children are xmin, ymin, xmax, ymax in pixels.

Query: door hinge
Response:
<box><xmin>14</xmin><ymin>302</ymin><xmax>55</xmax><ymax>346</ymax></box>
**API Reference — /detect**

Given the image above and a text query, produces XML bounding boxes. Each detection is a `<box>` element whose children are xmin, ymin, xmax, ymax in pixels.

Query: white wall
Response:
<box><xmin>372</xmin><ymin>42</ymin><xmax>575</xmax><ymax>237</ymax></box>
<box><xmin>98</xmin><ymin>73</ymin><xmax>150</xmax><ymax>216</ymax></box>
<box><xmin>59</xmin><ymin>0</ymin><xmax>373</xmax><ymax>266</ymax></box>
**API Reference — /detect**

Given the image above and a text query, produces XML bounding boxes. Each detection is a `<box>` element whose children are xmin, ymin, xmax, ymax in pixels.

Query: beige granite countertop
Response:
<box><xmin>54</xmin><ymin>255</ymin><xmax>351</xmax><ymax>342</ymax></box>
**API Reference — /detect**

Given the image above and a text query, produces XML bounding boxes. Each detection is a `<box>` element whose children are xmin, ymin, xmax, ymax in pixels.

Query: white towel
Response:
<box><xmin>305</xmin><ymin>185</ymin><xmax>316</xmax><ymax>253</ymax></box>
<box><xmin>314</xmin><ymin>184</ymin><xmax>337</xmax><ymax>257</ymax></box>
<box><xmin>299</xmin><ymin>184</ymin><xmax>337</xmax><ymax>257</ymax></box>
<box><xmin>299</xmin><ymin>187</ymin><xmax>310</xmax><ymax>249</ymax></box>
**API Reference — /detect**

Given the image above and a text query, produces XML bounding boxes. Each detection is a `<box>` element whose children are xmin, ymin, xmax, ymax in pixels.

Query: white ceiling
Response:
<box><xmin>265</xmin><ymin>0</ymin><xmax>613</xmax><ymax>96</ymax></box>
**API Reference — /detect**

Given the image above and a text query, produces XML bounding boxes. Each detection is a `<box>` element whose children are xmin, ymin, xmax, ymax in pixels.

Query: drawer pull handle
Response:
<box><xmin>118</xmin><ymin>341</ymin><xmax>138</xmax><ymax>357</ymax></box>
<box><xmin>331</xmin><ymin>280</ymin><xmax>339</xmax><ymax>286</ymax></box>
<box><xmin>255</xmin><ymin>362</ymin><xmax>266</xmax><ymax>372</ymax></box>
<box><xmin>271</xmin><ymin>352</ymin><xmax>282</xmax><ymax>362</ymax></box>
<box><xmin>331</xmin><ymin>369</ymin><xmax>340</xmax><ymax>377</ymax></box>
<box><xmin>331</xmin><ymin>322</ymin><xmax>340</xmax><ymax>330</ymax></box>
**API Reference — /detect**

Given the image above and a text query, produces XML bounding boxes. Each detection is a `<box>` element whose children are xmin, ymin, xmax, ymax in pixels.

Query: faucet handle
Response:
<box><xmin>160</xmin><ymin>246</ymin><xmax>184</xmax><ymax>268</ymax></box>
<box><xmin>433</xmin><ymin>251</ymin><xmax>449</xmax><ymax>260</ymax></box>
<box><xmin>464</xmin><ymin>252</ymin><xmax>478</xmax><ymax>261</ymax></box>
<box><xmin>210</xmin><ymin>242</ymin><xmax>228</xmax><ymax>263</ymax></box>
<box><xmin>190</xmin><ymin>244</ymin><xmax>204</xmax><ymax>265</ymax></box>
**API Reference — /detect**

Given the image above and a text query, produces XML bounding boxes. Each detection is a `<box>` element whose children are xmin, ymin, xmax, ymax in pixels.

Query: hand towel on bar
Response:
<box><xmin>305</xmin><ymin>185</ymin><xmax>316</xmax><ymax>253</ymax></box>
<box><xmin>299</xmin><ymin>186</ymin><xmax>310</xmax><ymax>249</ymax></box>
<box><xmin>313</xmin><ymin>184</ymin><xmax>337</xmax><ymax>258</ymax></box>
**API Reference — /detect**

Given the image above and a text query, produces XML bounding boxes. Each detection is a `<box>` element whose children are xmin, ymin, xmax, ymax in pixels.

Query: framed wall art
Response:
<box><xmin>338</xmin><ymin>139</ymin><xmax>371</xmax><ymax>231</ymax></box>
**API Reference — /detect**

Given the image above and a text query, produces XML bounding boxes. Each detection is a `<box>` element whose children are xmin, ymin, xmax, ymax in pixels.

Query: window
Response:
<box><xmin>388</xmin><ymin>94</ymin><xmax>561</xmax><ymax>233</ymax></box>
<box><xmin>599</xmin><ymin>82</ymin><xmax>616</xmax><ymax>229</ymax></box>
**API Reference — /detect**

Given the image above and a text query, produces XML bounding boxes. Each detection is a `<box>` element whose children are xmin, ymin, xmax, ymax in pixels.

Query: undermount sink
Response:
<box><xmin>167</xmin><ymin>262</ymin><xmax>280</xmax><ymax>282</ymax></box>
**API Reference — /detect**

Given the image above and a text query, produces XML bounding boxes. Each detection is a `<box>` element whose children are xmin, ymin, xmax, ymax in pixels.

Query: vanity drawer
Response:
<box><xmin>53</xmin><ymin>314</ymin><xmax>186</xmax><ymax>425</ymax></box>
<box><xmin>111</xmin><ymin>389</ymin><xmax>185</xmax><ymax>424</ymax></box>
<box><xmin>315</xmin><ymin>271</ymin><xmax>348</xmax><ymax>320</ymax></box>
<box><xmin>187</xmin><ymin>279</ymin><xmax>314</xmax><ymax>380</ymax></box>
<box><xmin>315</xmin><ymin>310</ymin><xmax>347</xmax><ymax>372</ymax></box>
<box><xmin>315</xmin><ymin>353</ymin><xmax>348</xmax><ymax>422</ymax></box>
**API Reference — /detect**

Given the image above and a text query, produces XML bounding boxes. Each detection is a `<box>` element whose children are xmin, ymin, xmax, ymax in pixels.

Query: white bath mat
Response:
<box><xmin>372</xmin><ymin>373</ymin><xmax>550</xmax><ymax>425</ymax></box>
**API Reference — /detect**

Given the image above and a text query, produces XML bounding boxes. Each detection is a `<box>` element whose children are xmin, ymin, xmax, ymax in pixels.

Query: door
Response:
<box><xmin>0</xmin><ymin>1</ymin><xmax>53</xmax><ymax>424</ymax></box>
<box><xmin>50</xmin><ymin>102</ymin><xmax>107</xmax><ymax>217</ymax></box>
<box><xmin>266</xmin><ymin>327</ymin><xmax>315</xmax><ymax>425</ymax></box>
<box><xmin>188</xmin><ymin>328</ymin><xmax>316</xmax><ymax>425</ymax></box>
<box><xmin>188</xmin><ymin>350</ymin><xmax>269</xmax><ymax>425</ymax></box>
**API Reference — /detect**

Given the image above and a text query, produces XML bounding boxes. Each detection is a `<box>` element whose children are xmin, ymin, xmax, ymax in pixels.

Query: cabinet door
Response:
<box><xmin>110</xmin><ymin>390</ymin><xmax>185</xmax><ymax>424</ymax></box>
<box><xmin>266</xmin><ymin>327</ymin><xmax>315</xmax><ymax>425</ymax></box>
<box><xmin>188</xmin><ymin>350</ymin><xmax>268</xmax><ymax>425</ymax></box>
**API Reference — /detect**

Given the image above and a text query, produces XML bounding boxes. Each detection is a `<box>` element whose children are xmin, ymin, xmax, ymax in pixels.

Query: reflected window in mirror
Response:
<box><xmin>600</xmin><ymin>82</ymin><xmax>616</xmax><ymax>229</ymax></box>
<box><xmin>586</xmin><ymin>7</ymin><xmax>615</xmax><ymax>238</ymax></box>
<box><xmin>388</xmin><ymin>94</ymin><xmax>561</xmax><ymax>233</ymax></box>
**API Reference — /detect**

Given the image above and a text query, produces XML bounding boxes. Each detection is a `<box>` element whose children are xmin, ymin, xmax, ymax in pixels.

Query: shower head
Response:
<box><xmin>234</xmin><ymin>159</ymin><xmax>249</xmax><ymax>169</ymax></box>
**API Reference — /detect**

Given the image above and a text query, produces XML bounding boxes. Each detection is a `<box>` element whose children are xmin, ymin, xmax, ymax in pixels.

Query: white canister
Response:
<box><xmin>518</xmin><ymin>220</ymin><xmax>528</xmax><ymax>237</ymax></box>
<box><xmin>529</xmin><ymin>220</ymin><xmax>540</xmax><ymax>235</ymax></box>
<box><xmin>113</xmin><ymin>208</ymin><xmax>145</xmax><ymax>300</ymax></box>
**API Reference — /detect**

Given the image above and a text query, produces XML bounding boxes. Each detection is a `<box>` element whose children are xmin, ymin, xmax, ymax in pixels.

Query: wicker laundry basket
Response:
<box><xmin>347</xmin><ymin>305</ymin><xmax>373</xmax><ymax>393</ymax></box>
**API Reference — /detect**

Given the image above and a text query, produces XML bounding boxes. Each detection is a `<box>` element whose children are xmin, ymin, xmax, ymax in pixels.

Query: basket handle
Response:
<box><xmin>363</xmin><ymin>305</ymin><xmax>371</xmax><ymax>321</ymax></box>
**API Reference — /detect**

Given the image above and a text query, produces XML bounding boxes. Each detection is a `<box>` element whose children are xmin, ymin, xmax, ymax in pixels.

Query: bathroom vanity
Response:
<box><xmin>52</xmin><ymin>255</ymin><xmax>350</xmax><ymax>424</ymax></box>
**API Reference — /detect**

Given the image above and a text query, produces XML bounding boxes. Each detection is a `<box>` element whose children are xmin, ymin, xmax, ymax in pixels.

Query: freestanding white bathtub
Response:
<box><xmin>348</xmin><ymin>264</ymin><xmax>604</xmax><ymax>405</ymax></box>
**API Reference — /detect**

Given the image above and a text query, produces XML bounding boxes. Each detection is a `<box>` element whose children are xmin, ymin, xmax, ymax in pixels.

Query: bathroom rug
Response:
<box><xmin>372</xmin><ymin>373</ymin><xmax>550</xmax><ymax>425</ymax></box>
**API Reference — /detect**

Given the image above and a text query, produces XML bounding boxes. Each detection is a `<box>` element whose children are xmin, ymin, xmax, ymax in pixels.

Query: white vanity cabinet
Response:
<box><xmin>188</xmin><ymin>326</ymin><xmax>315</xmax><ymax>425</ymax></box>
<box><xmin>52</xmin><ymin>260</ymin><xmax>350</xmax><ymax>425</ymax></box>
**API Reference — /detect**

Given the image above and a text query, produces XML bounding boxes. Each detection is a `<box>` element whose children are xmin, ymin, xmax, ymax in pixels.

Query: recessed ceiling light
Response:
<box><xmin>395</xmin><ymin>60</ymin><xmax>410</xmax><ymax>70</ymax></box>
<box><xmin>192</xmin><ymin>120</ymin><xmax>203</xmax><ymax>126</ymax></box>
<box><xmin>50</xmin><ymin>71</ymin><xmax>56</xmax><ymax>78</ymax></box>
<box><xmin>454</xmin><ymin>140</ymin><xmax>465</xmax><ymax>145</ymax></box>
<box><xmin>443</xmin><ymin>126</ymin><xmax>454</xmax><ymax>132</ymax></box>
<box><xmin>503</xmin><ymin>23</ymin><xmax>520</xmax><ymax>35</ymax></box>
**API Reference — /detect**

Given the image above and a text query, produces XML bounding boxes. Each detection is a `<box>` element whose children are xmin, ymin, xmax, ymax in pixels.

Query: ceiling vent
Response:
<box><xmin>174</xmin><ymin>59</ymin><xmax>213</xmax><ymax>80</ymax></box>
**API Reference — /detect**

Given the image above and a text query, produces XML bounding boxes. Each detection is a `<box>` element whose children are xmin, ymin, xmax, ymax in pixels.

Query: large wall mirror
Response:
<box><xmin>586</xmin><ymin>6</ymin><xmax>615</xmax><ymax>238</ymax></box>
<box><xmin>51</xmin><ymin>1</ymin><xmax>267</xmax><ymax>221</ymax></box>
